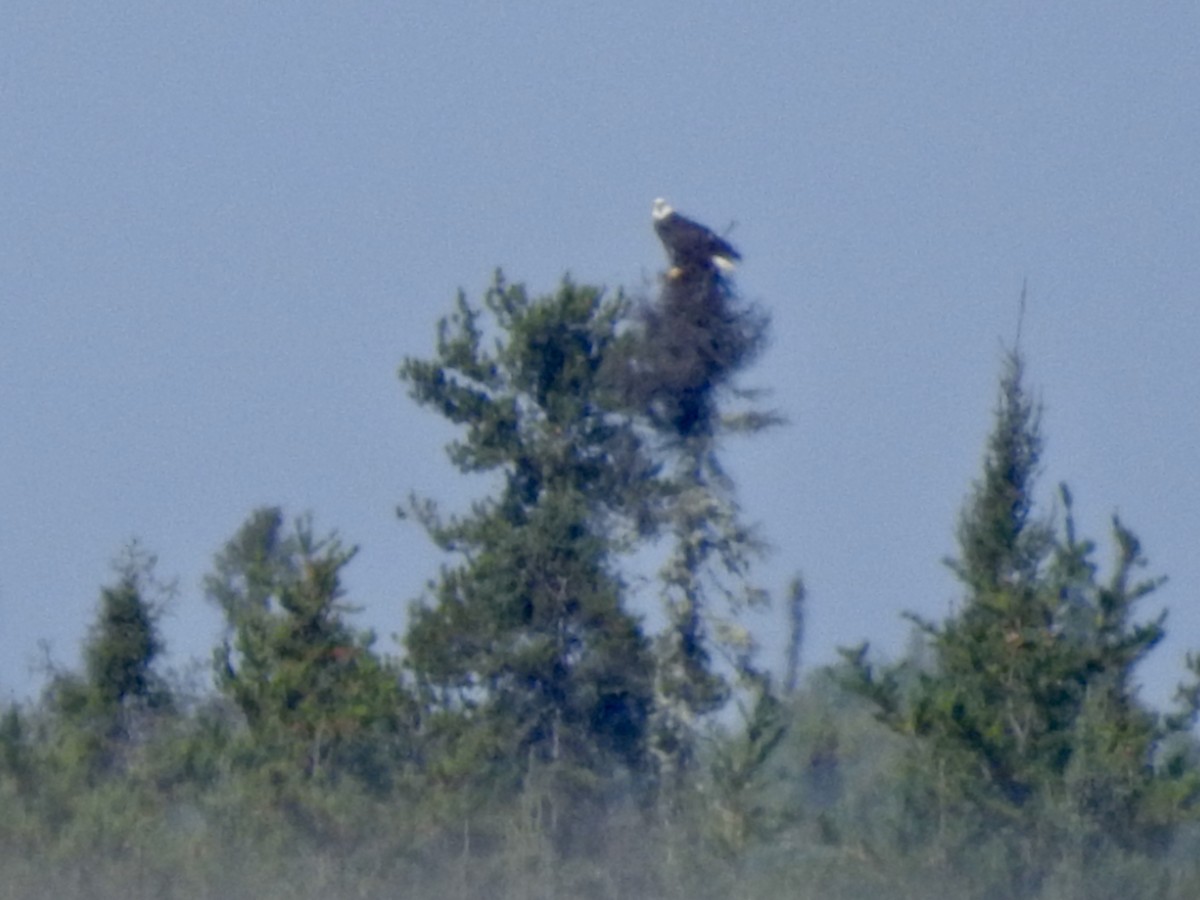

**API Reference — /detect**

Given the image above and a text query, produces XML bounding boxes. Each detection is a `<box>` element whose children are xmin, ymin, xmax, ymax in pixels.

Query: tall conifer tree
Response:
<box><xmin>400</xmin><ymin>268</ymin><xmax>777</xmax><ymax>857</ymax></box>
<box><xmin>846</xmin><ymin>346</ymin><xmax>1199</xmax><ymax>885</ymax></box>
<box><xmin>400</xmin><ymin>277</ymin><xmax>658</xmax><ymax>815</ymax></box>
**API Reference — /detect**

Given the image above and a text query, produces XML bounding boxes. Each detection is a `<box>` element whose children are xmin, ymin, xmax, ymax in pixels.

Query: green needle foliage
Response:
<box><xmin>207</xmin><ymin>507</ymin><xmax>413</xmax><ymax>790</ymax></box>
<box><xmin>400</xmin><ymin>276</ymin><xmax>659</xmax><ymax>831</ymax></box>
<box><xmin>44</xmin><ymin>546</ymin><xmax>173</xmax><ymax>782</ymax></box>
<box><xmin>9</xmin><ymin>263</ymin><xmax>1200</xmax><ymax>898</ymax></box>
<box><xmin>398</xmin><ymin>269</ymin><xmax>784</xmax><ymax>890</ymax></box>
<box><xmin>845</xmin><ymin>348</ymin><xmax>1200</xmax><ymax>892</ymax></box>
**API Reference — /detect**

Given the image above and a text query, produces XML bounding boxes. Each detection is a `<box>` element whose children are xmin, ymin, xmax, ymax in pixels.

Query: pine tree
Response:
<box><xmin>400</xmin><ymin>276</ymin><xmax>658</xmax><ymax>825</ymax></box>
<box><xmin>400</xmin><ymin>268</ymin><xmax>782</xmax><ymax>881</ymax></box>
<box><xmin>207</xmin><ymin>508</ymin><xmax>412</xmax><ymax>789</ymax></box>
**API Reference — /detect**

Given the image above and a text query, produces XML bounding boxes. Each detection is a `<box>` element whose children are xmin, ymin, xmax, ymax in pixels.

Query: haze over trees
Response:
<box><xmin>2</xmin><ymin>255</ymin><xmax>1199</xmax><ymax>899</ymax></box>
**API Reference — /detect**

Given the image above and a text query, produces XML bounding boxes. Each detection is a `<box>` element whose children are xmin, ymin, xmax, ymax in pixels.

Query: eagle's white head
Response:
<box><xmin>651</xmin><ymin>197</ymin><xmax>673</xmax><ymax>221</ymax></box>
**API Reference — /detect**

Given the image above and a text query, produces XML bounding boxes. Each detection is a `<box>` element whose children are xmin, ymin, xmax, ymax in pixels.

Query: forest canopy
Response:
<box><xmin>3</xmin><ymin>265</ymin><xmax>1200</xmax><ymax>900</ymax></box>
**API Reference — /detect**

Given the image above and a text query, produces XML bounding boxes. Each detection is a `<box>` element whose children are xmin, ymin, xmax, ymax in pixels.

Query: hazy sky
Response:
<box><xmin>3</xmin><ymin>4</ymin><xmax>1198</xmax><ymax>708</ymax></box>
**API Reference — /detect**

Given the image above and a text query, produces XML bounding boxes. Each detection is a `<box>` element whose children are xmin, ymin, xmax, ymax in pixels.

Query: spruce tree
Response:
<box><xmin>46</xmin><ymin>545</ymin><xmax>172</xmax><ymax>779</ymax></box>
<box><xmin>83</xmin><ymin>551</ymin><xmax>173</xmax><ymax>719</ymax></box>
<box><xmin>610</xmin><ymin>250</ymin><xmax>775</xmax><ymax>791</ymax></box>
<box><xmin>846</xmin><ymin>346</ymin><xmax>1198</xmax><ymax>884</ymax></box>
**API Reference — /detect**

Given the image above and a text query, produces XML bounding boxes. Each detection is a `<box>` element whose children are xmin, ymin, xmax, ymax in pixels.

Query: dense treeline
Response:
<box><xmin>3</xmin><ymin>268</ymin><xmax>1200</xmax><ymax>899</ymax></box>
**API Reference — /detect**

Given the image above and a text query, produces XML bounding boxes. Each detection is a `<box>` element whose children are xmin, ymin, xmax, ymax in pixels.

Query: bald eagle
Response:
<box><xmin>652</xmin><ymin>198</ymin><xmax>741</xmax><ymax>274</ymax></box>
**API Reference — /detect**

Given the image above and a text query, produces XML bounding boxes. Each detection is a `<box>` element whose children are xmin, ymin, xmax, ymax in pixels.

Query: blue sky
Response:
<box><xmin>3</xmin><ymin>4</ymin><xmax>1198</xmax><ymax>708</ymax></box>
